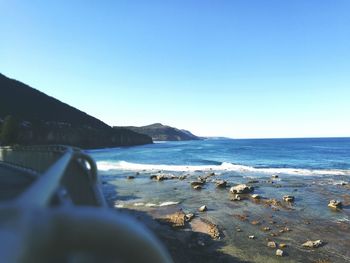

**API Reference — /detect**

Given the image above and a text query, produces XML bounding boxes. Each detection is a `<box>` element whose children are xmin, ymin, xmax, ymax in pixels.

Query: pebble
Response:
<box><xmin>193</xmin><ymin>185</ymin><xmax>202</xmax><ymax>190</ymax></box>
<box><xmin>231</xmin><ymin>194</ymin><xmax>241</xmax><ymax>201</ymax></box>
<box><xmin>276</xmin><ymin>249</ymin><xmax>284</xmax><ymax>257</ymax></box>
<box><xmin>267</xmin><ymin>241</ymin><xmax>277</xmax><ymax>248</ymax></box>
<box><xmin>248</xmin><ymin>235</ymin><xmax>255</xmax><ymax>239</ymax></box>
<box><xmin>251</xmin><ymin>194</ymin><xmax>261</xmax><ymax>199</ymax></box>
<box><xmin>198</xmin><ymin>205</ymin><xmax>207</xmax><ymax>212</ymax></box>
<box><xmin>328</xmin><ymin>200</ymin><xmax>342</xmax><ymax>209</ymax></box>
<box><xmin>185</xmin><ymin>213</ymin><xmax>195</xmax><ymax>222</ymax></box>
<box><xmin>283</xmin><ymin>195</ymin><xmax>295</xmax><ymax>202</ymax></box>
<box><xmin>279</xmin><ymin>243</ymin><xmax>287</xmax><ymax>248</ymax></box>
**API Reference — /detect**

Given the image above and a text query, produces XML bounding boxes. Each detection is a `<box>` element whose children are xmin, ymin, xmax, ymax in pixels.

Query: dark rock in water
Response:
<box><xmin>248</xmin><ymin>180</ymin><xmax>259</xmax><ymax>184</ymax></box>
<box><xmin>251</xmin><ymin>194</ymin><xmax>261</xmax><ymax>199</ymax></box>
<box><xmin>328</xmin><ymin>200</ymin><xmax>342</xmax><ymax>209</ymax></box>
<box><xmin>230</xmin><ymin>184</ymin><xmax>254</xmax><ymax>194</ymax></box>
<box><xmin>283</xmin><ymin>195</ymin><xmax>295</xmax><ymax>202</ymax></box>
<box><xmin>156</xmin><ymin>175</ymin><xmax>166</xmax><ymax>181</ymax></box>
<box><xmin>150</xmin><ymin>175</ymin><xmax>157</xmax><ymax>180</ymax></box>
<box><xmin>271</xmin><ymin>174</ymin><xmax>279</xmax><ymax>178</ymax></box>
<box><xmin>215</xmin><ymin>180</ymin><xmax>227</xmax><ymax>188</ymax></box>
<box><xmin>179</xmin><ymin>175</ymin><xmax>187</xmax><ymax>180</ymax></box>
<box><xmin>127</xmin><ymin>176</ymin><xmax>135</xmax><ymax>180</ymax></box>
<box><xmin>136</xmin><ymin>172</ymin><xmax>140</xmax><ymax>175</ymax></box>
<box><xmin>193</xmin><ymin>185</ymin><xmax>202</xmax><ymax>190</ymax></box>
<box><xmin>185</xmin><ymin>213</ymin><xmax>195</xmax><ymax>222</ymax></box>
<box><xmin>191</xmin><ymin>181</ymin><xmax>205</xmax><ymax>188</ymax></box>
<box><xmin>198</xmin><ymin>176</ymin><xmax>207</xmax><ymax>182</ymax></box>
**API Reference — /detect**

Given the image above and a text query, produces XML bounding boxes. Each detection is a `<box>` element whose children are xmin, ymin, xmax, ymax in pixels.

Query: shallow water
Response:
<box><xmin>90</xmin><ymin>139</ymin><xmax>350</xmax><ymax>262</ymax></box>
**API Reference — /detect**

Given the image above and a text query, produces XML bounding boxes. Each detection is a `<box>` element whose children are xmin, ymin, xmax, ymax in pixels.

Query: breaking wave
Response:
<box><xmin>97</xmin><ymin>160</ymin><xmax>350</xmax><ymax>176</ymax></box>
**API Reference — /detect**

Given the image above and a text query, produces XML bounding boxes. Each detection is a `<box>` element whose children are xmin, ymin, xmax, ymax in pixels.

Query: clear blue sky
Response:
<box><xmin>1</xmin><ymin>0</ymin><xmax>349</xmax><ymax>138</ymax></box>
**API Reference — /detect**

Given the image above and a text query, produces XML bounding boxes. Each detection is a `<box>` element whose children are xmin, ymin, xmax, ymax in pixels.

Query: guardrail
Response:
<box><xmin>0</xmin><ymin>145</ymin><xmax>173</xmax><ymax>263</ymax></box>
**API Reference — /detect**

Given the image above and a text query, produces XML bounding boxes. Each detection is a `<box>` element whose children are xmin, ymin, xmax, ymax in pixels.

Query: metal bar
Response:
<box><xmin>16</xmin><ymin>149</ymin><xmax>73</xmax><ymax>207</ymax></box>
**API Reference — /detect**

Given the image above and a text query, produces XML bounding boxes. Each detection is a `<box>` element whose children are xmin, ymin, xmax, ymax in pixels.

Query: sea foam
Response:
<box><xmin>97</xmin><ymin>160</ymin><xmax>350</xmax><ymax>176</ymax></box>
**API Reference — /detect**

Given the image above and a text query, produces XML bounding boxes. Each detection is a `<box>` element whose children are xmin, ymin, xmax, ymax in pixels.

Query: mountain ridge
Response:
<box><xmin>116</xmin><ymin>123</ymin><xmax>201</xmax><ymax>141</ymax></box>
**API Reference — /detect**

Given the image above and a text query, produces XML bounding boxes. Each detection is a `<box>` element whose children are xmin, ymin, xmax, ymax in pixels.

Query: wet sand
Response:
<box><xmin>101</xmin><ymin>169</ymin><xmax>350</xmax><ymax>263</ymax></box>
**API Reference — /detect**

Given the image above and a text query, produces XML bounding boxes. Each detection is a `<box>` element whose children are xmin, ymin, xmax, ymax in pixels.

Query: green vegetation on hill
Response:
<box><xmin>117</xmin><ymin>123</ymin><xmax>201</xmax><ymax>141</ymax></box>
<box><xmin>0</xmin><ymin>73</ymin><xmax>152</xmax><ymax>148</ymax></box>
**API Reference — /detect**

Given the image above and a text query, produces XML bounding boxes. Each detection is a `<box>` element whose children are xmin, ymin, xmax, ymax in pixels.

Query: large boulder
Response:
<box><xmin>302</xmin><ymin>240</ymin><xmax>323</xmax><ymax>248</ymax></box>
<box><xmin>230</xmin><ymin>184</ymin><xmax>254</xmax><ymax>194</ymax></box>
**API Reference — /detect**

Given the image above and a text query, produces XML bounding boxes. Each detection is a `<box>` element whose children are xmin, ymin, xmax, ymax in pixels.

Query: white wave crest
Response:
<box><xmin>97</xmin><ymin>160</ymin><xmax>350</xmax><ymax>176</ymax></box>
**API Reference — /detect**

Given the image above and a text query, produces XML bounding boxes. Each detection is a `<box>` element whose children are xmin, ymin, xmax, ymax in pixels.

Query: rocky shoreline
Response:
<box><xmin>102</xmin><ymin>169</ymin><xmax>350</xmax><ymax>263</ymax></box>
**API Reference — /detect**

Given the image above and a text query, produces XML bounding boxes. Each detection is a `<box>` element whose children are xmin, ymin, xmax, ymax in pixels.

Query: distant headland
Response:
<box><xmin>117</xmin><ymin>123</ymin><xmax>201</xmax><ymax>141</ymax></box>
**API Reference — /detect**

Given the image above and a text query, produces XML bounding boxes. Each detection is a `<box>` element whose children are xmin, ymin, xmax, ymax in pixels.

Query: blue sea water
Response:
<box><xmin>90</xmin><ymin>138</ymin><xmax>350</xmax><ymax>176</ymax></box>
<box><xmin>90</xmin><ymin>138</ymin><xmax>350</xmax><ymax>262</ymax></box>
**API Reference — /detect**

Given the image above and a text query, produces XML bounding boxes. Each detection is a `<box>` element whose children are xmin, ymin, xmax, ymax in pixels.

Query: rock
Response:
<box><xmin>279</xmin><ymin>243</ymin><xmax>287</xmax><ymax>248</ymax></box>
<box><xmin>198</xmin><ymin>205</ymin><xmax>207</xmax><ymax>212</ymax></box>
<box><xmin>262</xmin><ymin>227</ymin><xmax>271</xmax><ymax>231</ymax></box>
<box><xmin>215</xmin><ymin>180</ymin><xmax>227</xmax><ymax>188</ymax></box>
<box><xmin>276</xmin><ymin>249</ymin><xmax>284</xmax><ymax>256</ymax></box>
<box><xmin>272</xmin><ymin>174</ymin><xmax>279</xmax><ymax>178</ymax></box>
<box><xmin>208</xmin><ymin>172</ymin><xmax>215</xmax><ymax>176</ymax></box>
<box><xmin>248</xmin><ymin>180</ymin><xmax>259</xmax><ymax>184</ymax></box>
<box><xmin>267</xmin><ymin>241</ymin><xmax>277</xmax><ymax>248</ymax></box>
<box><xmin>283</xmin><ymin>195</ymin><xmax>295</xmax><ymax>202</ymax></box>
<box><xmin>302</xmin><ymin>240</ymin><xmax>323</xmax><ymax>248</ymax></box>
<box><xmin>164</xmin><ymin>211</ymin><xmax>186</xmax><ymax>227</ymax></box>
<box><xmin>185</xmin><ymin>213</ymin><xmax>195</xmax><ymax>222</ymax></box>
<box><xmin>230</xmin><ymin>184</ymin><xmax>254</xmax><ymax>194</ymax></box>
<box><xmin>193</xmin><ymin>185</ymin><xmax>202</xmax><ymax>190</ymax></box>
<box><xmin>328</xmin><ymin>200</ymin><xmax>342</xmax><ymax>209</ymax></box>
<box><xmin>236</xmin><ymin>228</ymin><xmax>242</xmax><ymax>232</ymax></box>
<box><xmin>179</xmin><ymin>175</ymin><xmax>187</xmax><ymax>180</ymax></box>
<box><xmin>127</xmin><ymin>175</ymin><xmax>135</xmax><ymax>180</ymax></box>
<box><xmin>207</xmin><ymin>221</ymin><xmax>220</xmax><ymax>239</ymax></box>
<box><xmin>157</xmin><ymin>175</ymin><xmax>165</xmax><ymax>181</ymax></box>
<box><xmin>248</xmin><ymin>235</ymin><xmax>255</xmax><ymax>239</ymax></box>
<box><xmin>136</xmin><ymin>172</ymin><xmax>140</xmax><ymax>175</ymax></box>
<box><xmin>251</xmin><ymin>220</ymin><xmax>260</xmax><ymax>225</ymax></box>
<box><xmin>198</xmin><ymin>176</ymin><xmax>207</xmax><ymax>182</ymax></box>
<box><xmin>230</xmin><ymin>194</ymin><xmax>241</xmax><ymax>201</ymax></box>
<box><xmin>150</xmin><ymin>175</ymin><xmax>157</xmax><ymax>180</ymax></box>
<box><xmin>191</xmin><ymin>181</ymin><xmax>204</xmax><ymax>187</ymax></box>
<box><xmin>251</xmin><ymin>194</ymin><xmax>261</xmax><ymax>199</ymax></box>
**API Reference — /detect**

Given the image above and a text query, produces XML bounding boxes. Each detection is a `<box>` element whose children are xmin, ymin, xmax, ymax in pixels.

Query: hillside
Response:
<box><xmin>118</xmin><ymin>123</ymin><xmax>201</xmax><ymax>141</ymax></box>
<box><xmin>0</xmin><ymin>73</ymin><xmax>152</xmax><ymax>148</ymax></box>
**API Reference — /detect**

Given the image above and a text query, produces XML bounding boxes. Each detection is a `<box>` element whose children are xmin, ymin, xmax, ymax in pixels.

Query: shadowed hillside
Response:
<box><xmin>0</xmin><ymin>73</ymin><xmax>152</xmax><ymax>148</ymax></box>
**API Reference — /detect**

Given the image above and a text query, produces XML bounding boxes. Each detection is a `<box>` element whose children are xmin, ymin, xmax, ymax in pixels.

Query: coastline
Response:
<box><xmin>101</xmin><ymin>168</ymin><xmax>350</xmax><ymax>263</ymax></box>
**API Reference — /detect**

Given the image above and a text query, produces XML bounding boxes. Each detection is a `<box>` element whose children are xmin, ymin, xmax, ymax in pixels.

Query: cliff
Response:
<box><xmin>0</xmin><ymin>73</ymin><xmax>152</xmax><ymax>148</ymax></box>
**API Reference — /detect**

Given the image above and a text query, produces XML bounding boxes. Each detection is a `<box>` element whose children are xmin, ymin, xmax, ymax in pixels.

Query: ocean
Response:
<box><xmin>91</xmin><ymin>138</ymin><xmax>350</xmax><ymax>176</ymax></box>
<box><xmin>89</xmin><ymin>138</ymin><xmax>350</xmax><ymax>263</ymax></box>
